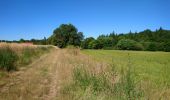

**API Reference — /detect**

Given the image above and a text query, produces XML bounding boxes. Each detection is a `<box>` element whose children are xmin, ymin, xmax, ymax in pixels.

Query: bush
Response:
<box><xmin>81</xmin><ymin>37</ymin><xmax>95</xmax><ymax>49</ymax></box>
<box><xmin>146</xmin><ymin>42</ymin><xmax>157</xmax><ymax>51</ymax></box>
<box><xmin>142</xmin><ymin>42</ymin><xmax>166</xmax><ymax>51</ymax></box>
<box><xmin>0</xmin><ymin>47</ymin><xmax>18</xmax><ymax>71</ymax></box>
<box><xmin>88</xmin><ymin>40</ymin><xmax>98</xmax><ymax>49</ymax></box>
<box><xmin>116</xmin><ymin>39</ymin><xmax>143</xmax><ymax>50</ymax></box>
<box><xmin>163</xmin><ymin>42</ymin><xmax>170</xmax><ymax>52</ymax></box>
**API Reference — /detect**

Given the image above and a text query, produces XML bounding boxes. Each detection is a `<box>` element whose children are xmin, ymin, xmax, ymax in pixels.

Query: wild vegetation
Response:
<box><xmin>1</xmin><ymin>24</ymin><xmax>170</xmax><ymax>52</ymax></box>
<box><xmin>81</xmin><ymin>27</ymin><xmax>170</xmax><ymax>52</ymax></box>
<box><xmin>0</xmin><ymin>24</ymin><xmax>170</xmax><ymax>99</ymax></box>
<box><xmin>57</xmin><ymin>49</ymin><xmax>170</xmax><ymax>99</ymax></box>
<box><xmin>0</xmin><ymin>46</ymin><xmax>18</xmax><ymax>71</ymax></box>
<box><xmin>0</xmin><ymin>43</ymin><xmax>52</xmax><ymax>71</ymax></box>
<box><xmin>46</xmin><ymin>24</ymin><xmax>170</xmax><ymax>52</ymax></box>
<box><xmin>47</xmin><ymin>24</ymin><xmax>84</xmax><ymax>48</ymax></box>
<box><xmin>79</xmin><ymin>50</ymin><xmax>170</xmax><ymax>99</ymax></box>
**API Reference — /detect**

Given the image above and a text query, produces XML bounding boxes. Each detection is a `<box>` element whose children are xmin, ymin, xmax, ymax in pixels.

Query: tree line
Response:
<box><xmin>1</xmin><ymin>24</ymin><xmax>170</xmax><ymax>52</ymax></box>
<box><xmin>81</xmin><ymin>27</ymin><xmax>170</xmax><ymax>52</ymax></box>
<box><xmin>47</xmin><ymin>24</ymin><xmax>170</xmax><ymax>52</ymax></box>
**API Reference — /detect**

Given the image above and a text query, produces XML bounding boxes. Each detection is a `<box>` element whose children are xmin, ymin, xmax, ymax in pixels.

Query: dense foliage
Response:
<box><xmin>116</xmin><ymin>39</ymin><xmax>143</xmax><ymax>50</ymax></box>
<box><xmin>1</xmin><ymin>24</ymin><xmax>170</xmax><ymax>51</ymax></box>
<box><xmin>81</xmin><ymin>27</ymin><xmax>170</xmax><ymax>52</ymax></box>
<box><xmin>47</xmin><ymin>24</ymin><xmax>84</xmax><ymax>48</ymax></box>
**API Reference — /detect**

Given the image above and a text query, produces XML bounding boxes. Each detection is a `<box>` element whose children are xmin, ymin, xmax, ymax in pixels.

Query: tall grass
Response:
<box><xmin>0</xmin><ymin>43</ymin><xmax>52</xmax><ymax>71</ymax></box>
<box><xmin>66</xmin><ymin>45</ymin><xmax>80</xmax><ymax>56</ymax></box>
<box><xmin>61</xmin><ymin>53</ymin><xmax>143</xmax><ymax>100</ymax></box>
<box><xmin>0</xmin><ymin>46</ymin><xmax>18</xmax><ymax>71</ymax></box>
<box><xmin>82</xmin><ymin>50</ymin><xmax>170</xmax><ymax>99</ymax></box>
<box><xmin>18</xmin><ymin>46</ymin><xmax>50</xmax><ymax>65</ymax></box>
<box><xmin>113</xmin><ymin>54</ymin><xmax>143</xmax><ymax>99</ymax></box>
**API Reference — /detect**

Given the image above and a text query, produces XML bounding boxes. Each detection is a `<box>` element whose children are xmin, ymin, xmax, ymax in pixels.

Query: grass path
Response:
<box><xmin>1</xmin><ymin>48</ymin><xmax>169</xmax><ymax>99</ymax></box>
<box><xmin>0</xmin><ymin>47</ymin><xmax>64</xmax><ymax>100</ymax></box>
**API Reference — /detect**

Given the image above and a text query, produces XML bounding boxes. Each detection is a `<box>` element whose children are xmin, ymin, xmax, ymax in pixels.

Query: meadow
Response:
<box><xmin>58</xmin><ymin>49</ymin><xmax>170</xmax><ymax>100</ymax></box>
<box><xmin>82</xmin><ymin>50</ymin><xmax>170</xmax><ymax>84</ymax></box>
<box><xmin>0</xmin><ymin>43</ymin><xmax>170</xmax><ymax>100</ymax></box>
<box><xmin>78</xmin><ymin>50</ymin><xmax>170</xmax><ymax>99</ymax></box>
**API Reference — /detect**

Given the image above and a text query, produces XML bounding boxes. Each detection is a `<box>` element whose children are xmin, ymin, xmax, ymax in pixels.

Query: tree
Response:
<box><xmin>88</xmin><ymin>40</ymin><xmax>98</xmax><ymax>49</ymax></box>
<box><xmin>42</xmin><ymin>37</ymin><xmax>47</xmax><ymax>45</ymax></box>
<box><xmin>145</xmin><ymin>42</ymin><xmax>157</xmax><ymax>51</ymax></box>
<box><xmin>19</xmin><ymin>38</ymin><xmax>25</xmax><ymax>43</ymax></box>
<box><xmin>48</xmin><ymin>24</ymin><xmax>84</xmax><ymax>48</ymax></box>
<box><xmin>81</xmin><ymin>37</ymin><xmax>95</xmax><ymax>49</ymax></box>
<box><xmin>116</xmin><ymin>39</ymin><xmax>143</xmax><ymax>50</ymax></box>
<box><xmin>164</xmin><ymin>42</ymin><xmax>170</xmax><ymax>52</ymax></box>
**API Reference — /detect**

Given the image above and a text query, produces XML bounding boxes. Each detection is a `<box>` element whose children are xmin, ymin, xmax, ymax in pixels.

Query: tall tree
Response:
<box><xmin>48</xmin><ymin>24</ymin><xmax>84</xmax><ymax>48</ymax></box>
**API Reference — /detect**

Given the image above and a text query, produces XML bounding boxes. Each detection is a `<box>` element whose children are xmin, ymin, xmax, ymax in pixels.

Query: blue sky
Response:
<box><xmin>0</xmin><ymin>0</ymin><xmax>170</xmax><ymax>40</ymax></box>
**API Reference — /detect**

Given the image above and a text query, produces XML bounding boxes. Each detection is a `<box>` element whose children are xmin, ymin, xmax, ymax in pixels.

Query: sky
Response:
<box><xmin>0</xmin><ymin>0</ymin><xmax>170</xmax><ymax>40</ymax></box>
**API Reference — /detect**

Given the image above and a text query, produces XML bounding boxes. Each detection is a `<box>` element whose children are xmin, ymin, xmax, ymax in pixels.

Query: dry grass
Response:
<box><xmin>0</xmin><ymin>48</ymin><xmax>56</xmax><ymax>100</ymax></box>
<box><xmin>57</xmin><ymin>48</ymin><xmax>170</xmax><ymax>100</ymax></box>
<box><xmin>0</xmin><ymin>43</ymin><xmax>55</xmax><ymax>99</ymax></box>
<box><xmin>57</xmin><ymin>48</ymin><xmax>120</xmax><ymax>100</ymax></box>
<box><xmin>0</xmin><ymin>43</ymin><xmax>52</xmax><ymax>67</ymax></box>
<box><xmin>0</xmin><ymin>43</ymin><xmax>38</xmax><ymax>56</ymax></box>
<box><xmin>82</xmin><ymin>50</ymin><xmax>170</xmax><ymax>99</ymax></box>
<box><xmin>0</xmin><ymin>46</ymin><xmax>114</xmax><ymax>100</ymax></box>
<box><xmin>0</xmin><ymin>46</ymin><xmax>168</xmax><ymax>99</ymax></box>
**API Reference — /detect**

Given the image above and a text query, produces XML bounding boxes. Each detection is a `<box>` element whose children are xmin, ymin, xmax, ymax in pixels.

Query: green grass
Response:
<box><xmin>18</xmin><ymin>46</ymin><xmax>51</xmax><ymax>65</ymax></box>
<box><xmin>81</xmin><ymin>50</ymin><xmax>170</xmax><ymax>99</ymax></box>
<box><xmin>82</xmin><ymin>50</ymin><xmax>170</xmax><ymax>84</ymax></box>
<box><xmin>65</xmin><ymin>66</ymin><xmax>143</xmax><ymax>100</ymax></box>
<box><xmin>0</xmin><ymin>46</ymin><xmax>52</xmax><ymax>71</ymax></box>
<box><xmin>0</xmin><ymin>47</ymin><xmax>18</xmax><ymax>71</ymax></box>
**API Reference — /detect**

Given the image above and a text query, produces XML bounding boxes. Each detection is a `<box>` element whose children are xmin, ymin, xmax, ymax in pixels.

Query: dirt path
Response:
<box><xmin>0</xmin><ymin>48</ymin><xmax>64</xmax><ymax>100</ymax></box>
<box><xmin>0</xmin><ymin>47</ymin><xmax>104</xmax><ymax>100</ymax></box>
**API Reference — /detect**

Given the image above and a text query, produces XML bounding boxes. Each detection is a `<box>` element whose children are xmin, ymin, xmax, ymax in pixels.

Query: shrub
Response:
<box><xmin>0</xmin><ymin>47</ymin><xmax>18</xmax><ymax>71</ymax></box>
<box><xmin>142</xmin><ymin>42</ymin><xmax>166</xmax><ymax>51</ymax></box>
<box><xmin>88</xmin><ymin>40</ymin><xmax>98</xmax><ymax>49</ymax></box>
<box><xmin>116</xmin><ymin>39</ymin><xmax>143</xmax><ymax>50</ymax></box>
<box><xmin>146</xmin><ymin>42</ymin><xmax>157</xmax><ymax>51</ymax></box>
<box><xmin>81</xmin><ymin>37</ymin><xmax>95</xmax><ymax>49</ymax></box>
<box><xmin>163</xmin><ymin>42</ymin><xmax>170</xmax><ymax>52</ymax></box>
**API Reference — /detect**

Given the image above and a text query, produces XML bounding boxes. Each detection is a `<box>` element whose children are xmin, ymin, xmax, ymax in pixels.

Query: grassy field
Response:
<box><xmin>80</xmin><ymin>50</ymin><xmax>170</xmax><ymax>99</ymax></box>
<box><xmin>0</xmin><ymin>44</ymin><xmax>170</xmax><ymax>100</ymax></box>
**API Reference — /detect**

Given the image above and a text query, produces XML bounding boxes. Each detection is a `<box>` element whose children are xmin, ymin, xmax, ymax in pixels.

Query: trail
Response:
<box><xmin>0</xmin><ymin>48</ymin><xmax>64</xmax><ymax>100</ymax></box>
<box><xmin>0</xmin><ymin>47</ymin><xmax>102</xmax><ymax>100</ymax></box>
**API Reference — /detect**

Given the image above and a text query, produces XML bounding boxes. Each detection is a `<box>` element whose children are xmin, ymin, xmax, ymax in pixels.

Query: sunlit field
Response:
<box><xmin>80</xmin><ymin>50</ymin><xmax>170</xmax><ymax>99</ymax></box>
<box><xmin>0</xmin><ymin>0</ymin><xmax>170</xmax><ymax>99</ymax></box>
<box><xmin>0</xmin><ymin>44</ymin><xmax>170</xmax><ymax>99</ymax></box>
